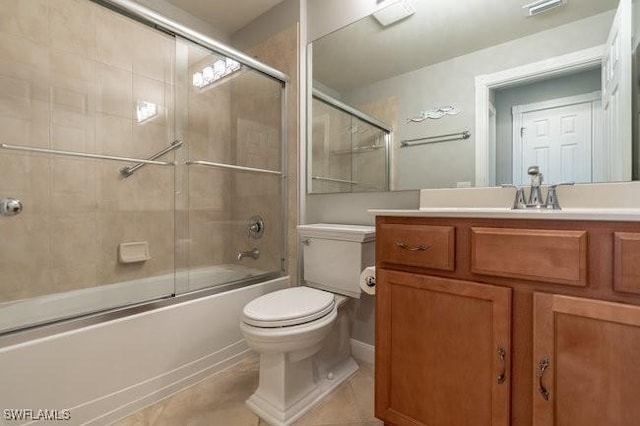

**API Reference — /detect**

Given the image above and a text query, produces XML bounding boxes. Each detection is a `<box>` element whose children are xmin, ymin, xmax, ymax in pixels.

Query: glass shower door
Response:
<box><xmin>0</xmin><ymin>1</ymin><xmax>177</xmax><ymax>333</ymax></box>
<box><xmin>175</xmin><ymin>38</ymin><xmax>285</xmax><ymax>294</ymax></box>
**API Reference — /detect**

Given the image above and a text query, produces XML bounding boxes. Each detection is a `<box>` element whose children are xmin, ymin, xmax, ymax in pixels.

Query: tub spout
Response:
<box><xmin>238</xmin><ymin>248</ymin><xmax>260</xmax><ymax>261</ymax></box>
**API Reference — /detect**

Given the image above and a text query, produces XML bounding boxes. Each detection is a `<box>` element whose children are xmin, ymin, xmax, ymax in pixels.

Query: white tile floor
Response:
<box><xmin>115</xmin><ymin>353</ymin><xmax>382</xmax><ymax>426</ymax></box>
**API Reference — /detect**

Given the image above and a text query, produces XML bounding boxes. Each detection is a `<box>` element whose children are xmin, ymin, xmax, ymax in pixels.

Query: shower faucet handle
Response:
<box><xmin>0</xmin><ymin>197</ymin><xmax>22</xmax><ymax>216</ymax></box>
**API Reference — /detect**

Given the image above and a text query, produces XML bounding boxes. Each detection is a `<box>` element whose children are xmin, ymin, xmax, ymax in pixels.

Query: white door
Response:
<box><xmin>515</xmin><ymin>101</ymin><xmax>593</xmax><ymax>185</ymax></box>
<box><xmin>602</xmin><ymin>0</ymin><xmax>632</xmax><ymax>181</ymax></box>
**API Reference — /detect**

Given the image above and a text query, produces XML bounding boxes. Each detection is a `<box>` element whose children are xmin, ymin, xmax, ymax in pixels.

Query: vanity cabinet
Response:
<box><xmin>375</xmin><ymin>216</ymin><xmax>640</xmax><ymax>426</ymax></box>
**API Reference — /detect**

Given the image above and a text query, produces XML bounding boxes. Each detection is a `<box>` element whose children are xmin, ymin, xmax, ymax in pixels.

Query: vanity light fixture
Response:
<box><xmin>192</xmin><ymin>57</ymin><xmax>242</xmax><ymax>89</ymax></box>
<box><xmin>523</xmin><ymin>0</ymin><xmax>567</xmax><ymax>16</ymax></box>
<box><xmin>373</xmin><ymin>0</ymin><xmax>415</xmax><ymax>27</ymax></box>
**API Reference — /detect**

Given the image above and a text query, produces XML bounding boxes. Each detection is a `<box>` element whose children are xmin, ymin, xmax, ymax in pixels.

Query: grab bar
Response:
<box><xmin>312</xmin><ymin>176</ymin><xmax>359</xmax><ymax>185</ymax></box>
<box><xmin>0</xmin><ymin>143</ymin><xmax>175</xmax><ymax>166</ymax></box>
<box><xmin>400</xmin><ymin>131</ymin><xmax>470</xmax><ymax>147</ymax></box>
<box><xmin>187</xmin><ymin>160</ymin><xmax>282</xmax><ymax>176</ymax></box>
<box><xmin>120</xmin><ymin>139</ymin><xmax>183</xmax><ymax>177</ymax></box>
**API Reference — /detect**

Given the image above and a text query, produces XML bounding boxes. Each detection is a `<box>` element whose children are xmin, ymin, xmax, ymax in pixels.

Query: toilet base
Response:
<box><xmin>246</xmin><ymin>356</ymin><xmax>359</xmax><ymax>426</ymax></box>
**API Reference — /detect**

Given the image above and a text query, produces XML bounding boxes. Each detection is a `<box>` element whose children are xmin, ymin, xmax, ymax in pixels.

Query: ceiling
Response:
<box><xmin>313</xmin><ymin>0</ymin><xmax>619</xmax><ymax>92</ymax></box>
<box><xmin>166</xmin><ymin>0</ymin><xmax>285</xmax><ymax>34</ymax></box>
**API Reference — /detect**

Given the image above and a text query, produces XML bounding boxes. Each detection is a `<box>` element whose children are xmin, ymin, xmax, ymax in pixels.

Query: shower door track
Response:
<box><xmin>95</xmin><ymin>0</ymin><xmax>289</xmax><ymax>85</ymax></box>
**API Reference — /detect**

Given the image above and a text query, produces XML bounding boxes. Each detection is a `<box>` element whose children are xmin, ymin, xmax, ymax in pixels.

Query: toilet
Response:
<box><xmin>240</xmin><ymin>223</ymin><xmax>375</xmax><ymax>426</ymax></box>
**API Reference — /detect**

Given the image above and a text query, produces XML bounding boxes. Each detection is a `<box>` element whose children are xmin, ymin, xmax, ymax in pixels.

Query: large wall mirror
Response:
<box><xmin>308</xmin><ymin>0</ymin><xmax>639</xmax><ymax>193</ymax></box>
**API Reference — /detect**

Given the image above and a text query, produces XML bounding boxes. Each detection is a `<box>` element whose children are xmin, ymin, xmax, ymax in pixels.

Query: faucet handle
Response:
<box><xmin>545</xmin><ymin>182</ymin><xmax>574</xmax><ymax>210</ymax></box>
<box><xmin>501</xmin><ymin>184</ymin><xmax>526</xmax><ymax>210</ymax></box>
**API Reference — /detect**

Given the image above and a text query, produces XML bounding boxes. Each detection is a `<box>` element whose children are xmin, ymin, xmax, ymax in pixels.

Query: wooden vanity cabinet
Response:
<box><xmin>375</xmin><ymin>216</ymin><xmax>640</xmax><ymax>426</ymax></box>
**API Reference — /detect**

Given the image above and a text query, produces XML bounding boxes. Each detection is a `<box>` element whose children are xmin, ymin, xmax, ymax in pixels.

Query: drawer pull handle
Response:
<box><xmin>396</xmin><ymin>241</ymin><xmax>430</xmax><ymax>252</ymax></box>
<box><xmin>538</xmin><ymin>357</ymin><xmax>550</xmax><ymax>401</ymax></box>
<box><xmin>497</xmin><ymin>346</ymin><xmax>507</xmax><ymax>384</ymax></box>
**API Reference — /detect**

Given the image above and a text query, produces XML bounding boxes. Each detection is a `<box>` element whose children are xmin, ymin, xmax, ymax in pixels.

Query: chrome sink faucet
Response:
<box><xmin>503</xmin><ymin>166</ymin><xmax>574</xmax><ymax>210</ymax></box>
<box><xmin>526</xmin><ymin>166</ymin><xmax>544</xmax><ymax>207</ymax></box>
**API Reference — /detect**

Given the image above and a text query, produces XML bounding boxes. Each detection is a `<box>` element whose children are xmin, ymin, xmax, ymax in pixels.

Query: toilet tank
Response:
<box><xmin>298</xmin><ymin>224</ymin><xmax>375</xmax><ymax>298</ymax></box>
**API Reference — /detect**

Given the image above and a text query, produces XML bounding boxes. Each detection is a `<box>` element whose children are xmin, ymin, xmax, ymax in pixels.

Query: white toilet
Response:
<box><xmin>240</xmin><ymin>223</ymin><xmax>375</xmax><ymax>426</ymax></box>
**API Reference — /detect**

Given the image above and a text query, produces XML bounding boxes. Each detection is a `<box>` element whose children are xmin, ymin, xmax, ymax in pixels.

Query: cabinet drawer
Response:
<box><xmin>471</xmin><ymin>227</ymin><xmax>587</xmax><ymax>286</ymax></box>
<box><xmin>378</xmin><ymin>224</ymin><xmax>455</xmax><ymax>270</ymax></box>
<box><xmin>614</xmin><ymin>232</ymin><xmax>640</xmax><ymax>295</ymax></box>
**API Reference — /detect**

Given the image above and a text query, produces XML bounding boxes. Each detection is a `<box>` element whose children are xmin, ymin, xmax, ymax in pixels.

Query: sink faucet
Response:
<box><xmin>238</xmin><ymin>247</ymin><xmax>260</xmax><ymax>261</ymax></box>
<box><xmin>527</xmin><ymin>166</ymin><xmax>545</xmax><ymax>208</ymax></box>
<box><xmin>503</xmin><ymin>166</ymin><xmax>574</xmax><ymax>210</ymax></box>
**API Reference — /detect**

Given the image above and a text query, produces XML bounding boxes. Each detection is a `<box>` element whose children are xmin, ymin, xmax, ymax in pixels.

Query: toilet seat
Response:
<box><xmin>242</xmin><ymin>287</ymin><xmax>335</xmax><ymax>328</ymax></box>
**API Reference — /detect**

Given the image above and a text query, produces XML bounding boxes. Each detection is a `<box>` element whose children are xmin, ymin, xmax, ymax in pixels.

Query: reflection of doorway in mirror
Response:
<box><xmin>512</xmin><ymin>93</ymin><xmax>602</xmax><ymax>186</ymax></box>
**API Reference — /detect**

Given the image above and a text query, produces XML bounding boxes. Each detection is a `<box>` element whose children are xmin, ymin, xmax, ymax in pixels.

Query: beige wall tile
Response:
<box><xmin>50</xmin><ymin>213</ymin><xmax>99</xmax><ymax>270</ymax></box>
<box><xmin>50</xmin><ymin>0</ymin><xmax>96</xmax><ymax>58</ymax></box>
<box><xmin>96</xmin><ymin>63</ymin><xmax>132</xmax><ymax>118</ymax></box>
<box><xmin>50</xmin><ymin>158</ymin><xmax>97</xmax><ymax>213</ymax></box>
<box><xmin>0</xmin><ymin>0</ymin><xmax>49</xmax><ymax>45</ymax></box>
<box><xmin>96</xmin><ymin>113</ymin><xmax>132</xmax><ymax>157</ymax></box>
<box><xmin>133</xmin><ymin>24</ymin><xmax>175</xmax><ymax>83</ymax></box>
<box><xmin>96</xmin><ymin>8</ymin><xmax>134</xmax><ymax>71</ymax></box>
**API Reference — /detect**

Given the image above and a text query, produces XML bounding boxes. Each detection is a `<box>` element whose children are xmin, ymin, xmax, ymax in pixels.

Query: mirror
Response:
<box><xmin>309</xmin><ymin>0</ymin><xmax>638</xmax><ymax>192</ymax></box>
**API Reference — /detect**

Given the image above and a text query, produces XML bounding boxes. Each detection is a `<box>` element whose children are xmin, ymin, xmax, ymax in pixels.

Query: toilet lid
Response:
<box><xmin>242</xmin><ymin>287</ymin><xmax>336</xmax><ymax>327</ymax></box>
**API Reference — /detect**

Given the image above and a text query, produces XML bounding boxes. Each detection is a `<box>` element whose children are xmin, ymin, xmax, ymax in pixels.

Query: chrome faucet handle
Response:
<box><xmin>545</xmin><ymin>182</ymin><xmax>574</xmax><ymax>210</ymax></box>
<box><xmin>501</xmin><ymin>184</ymin><xmax>527</xmax><ymax>210</ymax></box>
<box><xmin>526</xmin><ymin>166</ymin><xmax>544</xmax><ymax>207</ymax></box>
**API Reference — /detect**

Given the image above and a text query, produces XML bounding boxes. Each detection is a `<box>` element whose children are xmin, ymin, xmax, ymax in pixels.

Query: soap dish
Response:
<box><xmin>118</xmin><ymin>241</ymin><xmax>151</xmax><ymax>263</ymax></box>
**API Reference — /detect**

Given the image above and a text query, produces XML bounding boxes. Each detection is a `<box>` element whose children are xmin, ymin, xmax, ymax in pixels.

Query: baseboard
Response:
<box><xmin>350</xmin><ymin>338</ymin><xmax>375</xmax><ymax>365</ymax></box>
<box><xmin>81</xmin><ymin>340</ymin><xmax>250</xmax><ymax>425</ymax></box>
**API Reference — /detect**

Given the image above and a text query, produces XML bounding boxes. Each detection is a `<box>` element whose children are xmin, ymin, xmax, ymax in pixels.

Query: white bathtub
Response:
<box><xmin>0</xmin><ymin>275</ymin><xmax>288</xmax><ymax>425</ymax></box>
<box><xmin>0</xmin><ymin>264</ymin><xmax>272</xmax><ymax>334</ymax></box>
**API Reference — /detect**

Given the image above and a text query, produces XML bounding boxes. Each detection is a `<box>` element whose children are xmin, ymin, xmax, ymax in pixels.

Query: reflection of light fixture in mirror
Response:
<box><xmin>192</xmin><ymin>57</ymin><xmax>242</xmax><ymax>89</ymax></box>
<box><xmin>136</xmin><ymin>101</ymin><xmax>158</xmax><ymax>123</ymax></box>
<box><xmin>523</xmin><ymin>0</ymin><xmax>567</xmax><ymax>16</ymax></box>
<box><xmin>373</xmin><ymin>0</ymin><xmax>415</xmax><ymax>27</ymax></box>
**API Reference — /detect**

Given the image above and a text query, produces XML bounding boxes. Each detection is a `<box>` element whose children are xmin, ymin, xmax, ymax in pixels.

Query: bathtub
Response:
<box><xmin>0</xmin><ymin>264</ymin><xmax>274</xmax><ymax>334</ymax></box>
<box><xmin>0</xmin><ymin>274</ymin><xmax>288</xmax><ymax>425</ymax></box>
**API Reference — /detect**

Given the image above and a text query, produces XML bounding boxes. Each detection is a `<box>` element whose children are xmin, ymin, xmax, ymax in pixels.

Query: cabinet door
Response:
<box><xmin>376</xmin><ymin>269</ymin><xmax>512</xmax><ymax>426</ymax></box>
<box><xmin>533</xmin><ymin>293</ymin><xmax>640</xmax><ymax>426</ymax></box>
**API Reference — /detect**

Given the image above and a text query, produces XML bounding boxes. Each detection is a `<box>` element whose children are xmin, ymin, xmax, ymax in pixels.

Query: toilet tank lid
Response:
<box><xmin>297</xmin><ymin>223</ymin><xmax>375</xmax><ymax>242</ymax></box>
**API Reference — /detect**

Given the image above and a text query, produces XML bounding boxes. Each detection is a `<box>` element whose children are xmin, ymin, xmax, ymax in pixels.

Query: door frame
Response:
<box><xmin>511</xmin><ymin>91</ymin><xmax>602</xmax><ymax>185</ymax></box>
<box><xmin>475</xmin><ymin>46</ymin><xmax>603</xmax><ymax>186</ymax></box>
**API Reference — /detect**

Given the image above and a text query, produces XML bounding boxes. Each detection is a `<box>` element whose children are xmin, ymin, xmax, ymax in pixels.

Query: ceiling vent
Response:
<box><xmin>523</xmin><ymin>0</ymin><xmax>567</xmax><ymax>16</ymax></box>
<box><xmin>373</xmin><ymin>0</ymin><xmax>415</xmax><ymax>27</ymax></box>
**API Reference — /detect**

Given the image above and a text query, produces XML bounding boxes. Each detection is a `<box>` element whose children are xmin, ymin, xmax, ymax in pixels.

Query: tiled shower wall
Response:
<box><xmin>0</xmin><ymin>0</ymin><xmax>176</xmax><ymax>302</ymax></box>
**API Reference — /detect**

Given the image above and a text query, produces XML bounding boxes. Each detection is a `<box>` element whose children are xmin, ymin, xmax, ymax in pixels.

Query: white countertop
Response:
<box><xmin>369</xmin><ymin>207</ymin><xmax>640</xmax><ymax>221</ymax></box>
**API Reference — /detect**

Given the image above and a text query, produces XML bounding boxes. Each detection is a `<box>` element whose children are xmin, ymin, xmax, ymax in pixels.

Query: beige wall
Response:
<box><xmin>0</xmin><ymin>0</ymin><xmax>175</xmax><ymax>302</ymax></box>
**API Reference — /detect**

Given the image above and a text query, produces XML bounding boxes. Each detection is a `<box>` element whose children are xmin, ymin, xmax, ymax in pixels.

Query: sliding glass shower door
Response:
<box><xmin>0</xmin><ymin>0</ymin><xmax>287</xmax><ymax>334</ymax></box>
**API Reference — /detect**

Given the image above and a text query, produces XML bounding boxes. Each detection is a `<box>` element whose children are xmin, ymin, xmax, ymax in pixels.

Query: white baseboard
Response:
<box><xmin>350</xmin><ymin>339</ymin><xmax>375</xmax><ymax>365</ymax></box>
<box><xmin>85</xmin><ymin>340</ymin><xmax>250</xmax><ymax>425</ymax></box>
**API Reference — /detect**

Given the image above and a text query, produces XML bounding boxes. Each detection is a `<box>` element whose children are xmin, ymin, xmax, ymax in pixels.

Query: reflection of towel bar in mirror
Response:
<box><xmin>312</xmin><ymin>176</ymin><xmax>359</xmax><ymax>185</ymax></box>
<box><xmin>400</xmin><ymin>131</ymin><xmax>471</xmax><ymax>148</ymax></box>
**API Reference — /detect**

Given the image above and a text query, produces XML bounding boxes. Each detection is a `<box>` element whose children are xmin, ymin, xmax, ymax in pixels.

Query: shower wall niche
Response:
<box><xmin>0</xmin><ymin>0</ymin><xmax>287</xmax><ymax>333</ymax></box>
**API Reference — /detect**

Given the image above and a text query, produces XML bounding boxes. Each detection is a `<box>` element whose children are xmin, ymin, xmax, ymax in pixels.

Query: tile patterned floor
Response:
<box><xmin>114</xmin><ymin>353</ymin><xmax>382</xmax><ymax>426</ymax></box>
